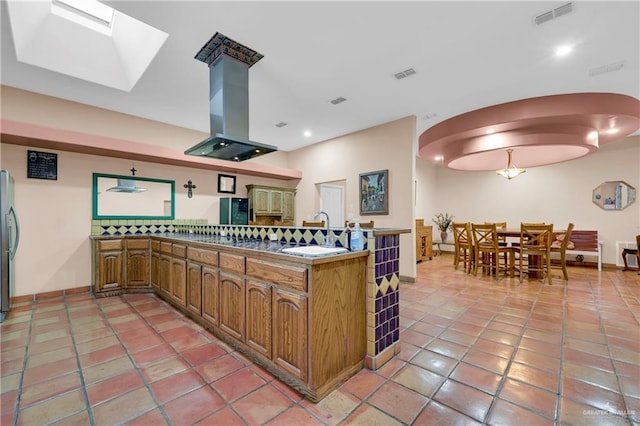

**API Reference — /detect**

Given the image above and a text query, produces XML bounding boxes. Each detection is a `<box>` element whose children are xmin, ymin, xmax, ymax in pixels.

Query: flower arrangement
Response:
<box><xmin>432</xmin><ymin>212</ymin><xmax>454</xmax><ymax>232</ymax></box>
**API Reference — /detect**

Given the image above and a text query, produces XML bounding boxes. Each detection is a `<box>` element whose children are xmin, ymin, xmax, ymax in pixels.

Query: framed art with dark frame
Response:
<box><xmin>218</xmin><ymin>174</ymin><xmax>236</xmax><ymax>194</ymax></box>
<box><xmin>359</xmin><ymin>169</ymin><xmax>388</xmax><ymax>215</ymax></box>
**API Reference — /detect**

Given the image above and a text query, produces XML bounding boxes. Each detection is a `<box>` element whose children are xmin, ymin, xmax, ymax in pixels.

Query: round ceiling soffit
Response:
<box><xmin>418</xmin><ymin>92</ymin><xmax>640</xmax><ymax>171</ymax></box>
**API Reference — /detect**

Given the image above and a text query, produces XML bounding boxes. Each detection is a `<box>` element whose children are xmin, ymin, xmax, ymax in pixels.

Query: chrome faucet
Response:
<box><xmin>314</xmin><ymin>210</ymin><xmax>333</xmax><ymax>246</ymax></box>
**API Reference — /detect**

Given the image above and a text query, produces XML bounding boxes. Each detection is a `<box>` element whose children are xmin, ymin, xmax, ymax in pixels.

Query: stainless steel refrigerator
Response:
<box><xmin>1</xmin><ymin>170</ymin><xmax>20</xmax><ymax>322</ymax></box>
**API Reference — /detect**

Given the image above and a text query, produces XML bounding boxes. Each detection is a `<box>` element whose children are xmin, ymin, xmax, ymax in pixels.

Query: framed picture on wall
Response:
<box><xmin>359</xmin><ymin>169</ymin><xmax>388</xmax><ymax>215</ymax></box>
<box><xmin>218</xmin><ymin>174</ymin><xmax>236</xmax><ymax>194</ymax></box>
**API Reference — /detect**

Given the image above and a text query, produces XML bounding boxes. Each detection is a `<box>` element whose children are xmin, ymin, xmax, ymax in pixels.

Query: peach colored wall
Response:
<box><xmin>0</xmin><ymin>142</ymin><xmax>293</xmax><ymax>297</ymax></box>
<box><xmin>416</xmin><ymin>136</ymin><xmax>640</xmax><ymax>266</ymax></box>
<box><xmin>287</xmin><ymin>116</ymin><xmax>418</xmax><ymax>279</ymax></box>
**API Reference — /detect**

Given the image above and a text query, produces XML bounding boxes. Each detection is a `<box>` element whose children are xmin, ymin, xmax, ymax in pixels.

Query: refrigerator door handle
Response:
<box><xmin>8</xmin><ymin>206</ymin><xmax>19</xmax><ymax>260</ymax></box>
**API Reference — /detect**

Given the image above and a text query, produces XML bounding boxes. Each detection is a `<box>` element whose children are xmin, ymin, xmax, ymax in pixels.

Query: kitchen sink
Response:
<box><xmin>281</xmin><ymin>246</ymin><xmax>348</xmax><ymax>257</ymax></box>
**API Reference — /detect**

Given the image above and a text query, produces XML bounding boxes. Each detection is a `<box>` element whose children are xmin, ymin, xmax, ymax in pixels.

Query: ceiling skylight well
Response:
<box><xmin>7</xmin><ymin>0</ymin><xmax>168</xmax><ymax>92</ymax></box>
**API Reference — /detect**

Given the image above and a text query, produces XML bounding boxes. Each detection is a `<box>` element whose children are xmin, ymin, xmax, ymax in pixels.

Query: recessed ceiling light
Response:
<box><xmin>604</xmin><ymin>128</ymin><xmax>619</xmax><ymax>135</ymax></box>
<box><xmin>434</xmin><ymin>155</ymin><xmax>443</xmax><ymax>161</ymax></box>
<box><xmin>303</xmin><ymin>130</ymin><xmax>312</xmax><ymax>137</ymax></box>
<box><xmin>555</xmin><ymin>45</ymin><xmax>572</xmax><ymax>56</ymax></box>
<box><xmin>486</xmin><ymin>128</ymin><xmax>495</xmax><ymax>134</ymax></box>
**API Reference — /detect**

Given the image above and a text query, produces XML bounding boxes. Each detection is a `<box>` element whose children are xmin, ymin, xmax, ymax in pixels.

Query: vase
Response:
<box><xmin>440</xmin><ymin>231</ymin><xmax>448</xmax><ymax>242</ymax></box>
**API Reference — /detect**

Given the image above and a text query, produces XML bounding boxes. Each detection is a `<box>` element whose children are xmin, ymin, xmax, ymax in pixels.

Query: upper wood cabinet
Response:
<box><xmin>246</xmin><ymin>185</ymin><xmax>296</xmax><ymax>224</ymax></box>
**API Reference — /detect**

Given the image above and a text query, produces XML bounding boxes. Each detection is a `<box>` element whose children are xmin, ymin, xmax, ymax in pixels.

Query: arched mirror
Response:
<box><xmin>92</xmin><ymin>173</ymin><xmax>175</xmax><ymax>219</ymax></box>
<box><xmin>592</xmin><ymin>181</ymin><xmax>636</xmax><ymax>211</ymax></box>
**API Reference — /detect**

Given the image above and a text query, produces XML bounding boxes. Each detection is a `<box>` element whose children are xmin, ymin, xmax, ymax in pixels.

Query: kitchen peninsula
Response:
<box><xmin>91</xmin><ymin>223</ymin><xmax>409</xmax><ymax>401</ymax></box>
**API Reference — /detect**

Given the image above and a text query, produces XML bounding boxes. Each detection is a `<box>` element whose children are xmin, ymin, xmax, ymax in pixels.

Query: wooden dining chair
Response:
<box><xmin>486</xmin><ymin>221</ymin><xmax>508</xmax><ymax>262</ymax></box>
<box><xmin>550</xmin><ymin>222</ymin><xmax>574</xmax><ymax>280</ymax></box>
<box><xmin>345</xmin><ymin>220</ymin><xmax>375</xmax><ymax>228</ymax></box>
<box><xmin>516</xmin><ymin>223</ymin><xmax>553</xmax><ymax>284</ymax></box>
<box><xmin>453</xmin><ymin>222</ymin><xmax>473</xmax><ymax>273</ymax></box>
<box><xmin>302</xmin><ymin>220</ymin><xmax>325</xmax><ymax>227</ymax></box>
<box><xmin>471</xmin><ymin>223</ymin><xmax>512</xmax><ymax>277</ymax></box>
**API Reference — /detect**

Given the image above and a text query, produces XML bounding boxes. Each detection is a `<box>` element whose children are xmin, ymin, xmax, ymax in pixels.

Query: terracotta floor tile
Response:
<box><xmin>150</xmin><ymin>369</ymin><xmax>205</xmax><ymax>404</ymax></box>
<box><xmin>409</xmin><ymin>320</ymin><xmax>446</xmax><ymax>337</ymax></box>
<box><xmin>1</xmin><ymin>358</ymin><xmax>25</xmax><ymax>377</ymax></box>
<box><xmin>130</xmin><ymin>343</ymin><xmax>176</xmax><ymax>367</ymax></box>
<box><xmin>562</xmin><ymin>377</ymin><xmax>627</xmax><ymax>414</ymax></box>
<box><xmin>123</xmin><ymin>333</ymin><xmax>167</xmax><ymax>353</ymax></box>
<box><xmin>451</xmin><ymin>362</ymin><xmax>502</xmax><ymax>395</ymax></box>
<box><xmin>78</xmin><ymin>344</ymin><xmax>127</xmax><ymax>368</ymax></box>
<box><xmin>339</xmin><ymin>403</ymin><xmax>402</xmax><ymax>426</ymax></box>
<box><xmin>0</xmin><ymin>346</ymin><xmax>26</xmax><ymax>363</ymax></box>
<box><xmin>462</xmin><ymin>349</ymin><xmax>510</xmax><ymax>375</ymax></box>
<box><xmin>141</xmin><ymin>355</ymin><xmax>190</xmax><ymax>383</ymax></box>
<box><xmin>299</xmin><ymin>389</ymin><xmax>359</xmax><ymax>425</ymax></box>
<box><xmin>400</xmin><ymin>328</ymin><xmax>434</xmax><ymax>348</ymax></box>
<box><xmin>192</xmin><ymin>406</ymin><xmax>244</xmax><ymax>425</ymax></box>
<box><xmin>368</xmin><ymin>381</ymin><xmax>428</xmax><ymax>424</ymax></box>
<box><xmin>21</xmin><ymin>359</ymin><xmax>79</xmax><ymax>387</ymax></box>
<box><xmin>86</xmin><ymin>370</ymin><xmax>145</xmax><ymax>406</ymax></box>
<box><xmin>271</xmin><ymin>379</ymin><xmax>305</xmax><ymax>403</ymax></box>
<box><xmin>488</xmin><ymin>398</ymin><xmax>555</xmax><ymax>426</ymax></box>
<box><xmin>19</xmin><ymin>372</ymin><xmax>82</xmax><ymax>408</ymax></box>
<box><xmin>25</xmin><ymin>346</ymin><xmax>76</xmax><ymax>369</ymax></box>
<box><xmin>425</xmin><ymin>338</ymin><xmax>468</xmax><ymax>360</ymax></box>
<box><xmin>564</xmin><ymin>348</ymin><xmax>615</xmax><ymax>373</ymax></box>
<box><xmin>168</xmin><ymin>332</ymin><xmax>212</xmax><ymax>352</ymax></box>
<box><xmin>17</xmin><ymin>389</ymin><xmax>86</xmax><ymax>425</ymax></box>
<box><xmin>75</xmin><ymin>335</ymin><xmax>120</xmax><ymax>355</ymax></box>
<box><xmin>27</xmin><ymin>335</ymin><xmax>75</xmax><ymax>355</ymax></box>
<box><xmin>195</xmin><ymin>353</ymin><xmax>245</xmax><ymax>383</ymax></box>
<box><xmin>506</xmin><ymin>362</ymin><xmax>559</xmax><ymax>393</ymax></box>
<box><xmin>391</xmin><ymin>364</ymin><xmax>445</xmax><ymax>398</ymax></box>
<box><xmin>413</xmin><ymin>400</ymin><xmax>483</xmax><ymax>425</ymax></box>
<box><xmin>410</xmin><ymin>349</ymin><xmax>458</xmax><ymax>377</ymax></box>
<box><xmin>563</xmin><ymin>362</ymin><xmax>621</xmax><ymax>392</ymax></box>
<box><xmin>1</xmin><ymin>389</ymin><xmax>18</xmax><ymax>417</ymax></box>
<box><xmin>558</xmin><ymin>397</ymin><xmax>630</xmax><ymax>426</ymax></box>
<box><xmin>340</xmin><ymin>368</ymin><xmax>386</xmax><ymax>400</ymax></box>
<box><xmin>72</xmin><ymin>327</ymin><xmax>114</xmax><ymax>344</ymax></box>
<box><xmin>518</xmin><ymin>336</ymin><xmax>562</xmax><ymax>359</ymax></box>
<box><xmin>439</xmin><ymin>328</ymin><xmax>478</xmax><ymax>346</ymax></box>
<box><xmin>163</xmin><ymin>386</ymin><xmax>226</xmax><ymax>425</ymax></box>
<box><xmin>433</xmin><ymin>379</ymin><xmax>494</xmax><ymax>422</ymax></box>
<box><xmin>1</xmin><ymin>373</ymin><xmax>21</xmax><ymax>394</ymax></box>
<box><xmin>82</xmin><ymin>356</ymin><xmax>135</xmax><ymax>385</ymax></box>
<box><xmin>123</xmin><ymin>408</ymin><xmax>169</xmax><ymax>426</ymax></box>
<box><xmin>498</xmin><ymin>378</ymin><xmax>557</xmax><ymax>419</ymax></box>
<box><xmin>91</xmin><ymin>387</ymin><xmax>157</xmax><ymax>425</ymax></box>
<box><xmin>212</xmin><ymin>367</ymin><xmax>267</xmax><ymax>403</ymax></box>
<box><xmin>512</xmin><ymin>348</ymin><xmax>560</xmax><ymax>374</ymax></box>
<box><xmin>474</xmin><ymin>338</ymin><xmax>515</xmax><ymax>359</ymax></box>
<box><xmin>374</xmin><ymin>357</ymin><xmax>406</xmax><ymax>378</ymax></box>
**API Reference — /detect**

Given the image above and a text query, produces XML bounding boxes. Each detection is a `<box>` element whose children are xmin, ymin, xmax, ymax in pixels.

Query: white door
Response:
<box><xmin>319</xmin><ymin>184</ymin><xmax>344</xmax><ymax>229</ymax></box>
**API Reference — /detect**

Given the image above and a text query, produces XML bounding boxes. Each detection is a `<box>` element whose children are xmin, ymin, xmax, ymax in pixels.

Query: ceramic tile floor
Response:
<box><xmin>1</xmin><ymin>254</ymin><xmax>639</xmax><ymax>425</ymax></box>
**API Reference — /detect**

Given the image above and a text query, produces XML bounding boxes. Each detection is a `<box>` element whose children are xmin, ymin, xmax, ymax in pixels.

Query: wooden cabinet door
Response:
<box><xmin>219</xmin><ymin>272</ymin><xmax>245</xmax><ymax>341</ymax></box>
<box><xmin>282</xmin><ymin>190</ymin><xmax>295</xmax><ymax>221</ymax></box>
<box><xmin>254</xmin><ymin>188</ymin><xmax>270</xmax><ymax>214</ymax></box>
<box><xmin>126</xmin><ymin>250</ymin><xmax>150</xmax><ymax>287</ymax></box>
<box><xmin>202</xmin><ymin>266</ymin><xmax>219</xmax><ymax>326</ymax></box>
<box><xmin>96</xmin><ymin>251</ymin><xmax>123</xmax><ymax>291</ymax></box>
<box><xmin>171</xmin><ymin>257</ymin><xmax>187</xmax><ymax>307</ymax></box>
<box><xmin>269</xmin><ymin>190</ymin><xmax>283</xmax><ymax>214</ymax></box>
<box><xmin>245</xmin><ymin>280</ymin><xmax>272</xmax><ymax>359</ymax></box>
<box><xmin>159</xmin><ymin>255</ymin><xmax>172</xmax><ymax>296</ymax></box>
<box><xmin>150</xmin><ymin>252</ymin><xmax>160</xmax><ymax>290</ymax></box>
<box><xmin>272</xmin><ymin>288</ymin><xmax>307</xmax><ymax>381</ymax></box>
<box><xmin>187</xmin><ymin>262</ymin><xmax>202</xmax><ymax>315</ymax></box>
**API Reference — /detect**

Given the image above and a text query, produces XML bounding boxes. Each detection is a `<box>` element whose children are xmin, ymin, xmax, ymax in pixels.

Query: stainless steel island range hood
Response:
<box><xmin>184</xmin><ymin>32</ymin><xmax>276</xmax><ymax>162</ymax></box>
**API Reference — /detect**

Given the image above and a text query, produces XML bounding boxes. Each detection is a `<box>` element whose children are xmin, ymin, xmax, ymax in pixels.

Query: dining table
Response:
<box><xmin>497</xmin><ymin>227</ymin><xmax>561</xmax><ymax>279</ymax></box>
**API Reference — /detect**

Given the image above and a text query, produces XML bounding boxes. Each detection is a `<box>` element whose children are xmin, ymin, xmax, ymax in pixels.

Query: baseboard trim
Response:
<box><xmin>11</xmin><ymin>286</ymin><xmax>91</xmax><ymax>304</ymax></box>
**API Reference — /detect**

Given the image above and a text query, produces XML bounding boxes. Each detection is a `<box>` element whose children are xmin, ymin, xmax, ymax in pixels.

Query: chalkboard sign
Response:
<box><xmin>27</xmin><ymin>150</ymin><xmax>58</xmax><ymax>180</ymax></box>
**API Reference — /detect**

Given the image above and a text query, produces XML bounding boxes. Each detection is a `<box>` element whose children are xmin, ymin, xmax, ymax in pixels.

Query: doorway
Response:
<box><xmin>319</xmin><ymin>183</ymin><xmax>345</xmax><ymax>228</ymax></box>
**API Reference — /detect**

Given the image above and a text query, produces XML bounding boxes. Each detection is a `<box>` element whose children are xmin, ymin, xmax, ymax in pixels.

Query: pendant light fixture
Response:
<box><xmin>496</xmin><ymin>149</ymin><xmax>526</xmax><ymax>180</ymax></box>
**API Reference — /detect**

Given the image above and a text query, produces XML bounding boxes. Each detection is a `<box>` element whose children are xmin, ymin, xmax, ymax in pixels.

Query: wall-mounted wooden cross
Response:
<box><xmin>184</xmin><ymin>180</ymin><xmax>197</xmax><ymax>198</ymax></box>
<box><xmin>130</xmin><ymin>166</ymin><xmax>137</xmax><ymax>176</ymax></box>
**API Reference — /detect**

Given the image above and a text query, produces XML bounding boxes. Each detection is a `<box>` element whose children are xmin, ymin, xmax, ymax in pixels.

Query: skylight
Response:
<box><xmin>6</xmin><ymin>0</ymin><xmax>168</xmax><ymax>92</ymax></box>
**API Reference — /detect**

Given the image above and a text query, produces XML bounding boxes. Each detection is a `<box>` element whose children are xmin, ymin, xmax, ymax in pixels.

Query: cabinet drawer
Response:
<box><xmin>220</xmin><ymin>253</ymin><xmax>245</xmax><ymax>274</ymax></box>
<box><xmin>98</xmin><ymin>239</ymin><xmax>123</xmax><ymax>251</ymax></box>
<box><xmin>188</xmin><ymin>247</ymin><xmax>218</xmax><ymax>267</ymax></box>
<box><xmin>151</xmin><ymin>240</ymin><xmax>161</xmax><ymax>252</ymax></box>
<box><xmin>127</xmin><ymin>239</ymin><xmax>149</xmax><ymax>250</ymax></box>
<box><xmin>246</xmin><ymin>258</ymin><xmax>307</xmax><ymax>292</ymax></box>
<box><xmin>172</xmin><ymin>244</ymin><xmax>187</xmax><ymax>258</ymax></box>
<box><xmin>160</xmin><ymin>242</ymin><xmax>172</xmax><ymax>254</ymax></box>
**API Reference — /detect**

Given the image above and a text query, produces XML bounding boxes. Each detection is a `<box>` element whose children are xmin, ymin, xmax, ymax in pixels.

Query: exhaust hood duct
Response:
<box><xmin>106</xmin><ymin>179</ymin><xmax>147</xmax><ymax>193</ymax></box>
<box><xmin>184</xmin><ymin>32</ymin><xmax>277</xmax><ymax>162</ymax></box>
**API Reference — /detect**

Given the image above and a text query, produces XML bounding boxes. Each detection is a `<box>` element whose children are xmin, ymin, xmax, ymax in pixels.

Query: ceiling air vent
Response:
<box><xmin>589</xmin><ymin>61</ymin><xmax>625</xmax><ymax>77</ymax></box>
<box><xmin>534</xmin><ymin>2</ymin><xmax>573</xmax><ymax>25</ymax></box>
<box><xmin>330</xmin><ymin>97</ymin><xmax>347</xmax><ymax>105</ymax></box>
<box><xmin>275</xmin><ymin>122</ymin><xmax>288</xmax><ymax>128</ymax></box>
<box><xmin>394</xmin><ymin>68</ymin><xmax>416</xmax><ymax>80</ymax></box>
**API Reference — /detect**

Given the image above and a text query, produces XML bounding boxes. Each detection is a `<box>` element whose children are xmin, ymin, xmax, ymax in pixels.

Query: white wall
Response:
<box><xmin>288</xmin><ymin>116</ymin><xmax>417</xmax><ymax>279</ymax></box>
<box><xmin>417</xmin><ymin>136</ymin><xmax>640</xmax><ymax>265</ymax></box>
